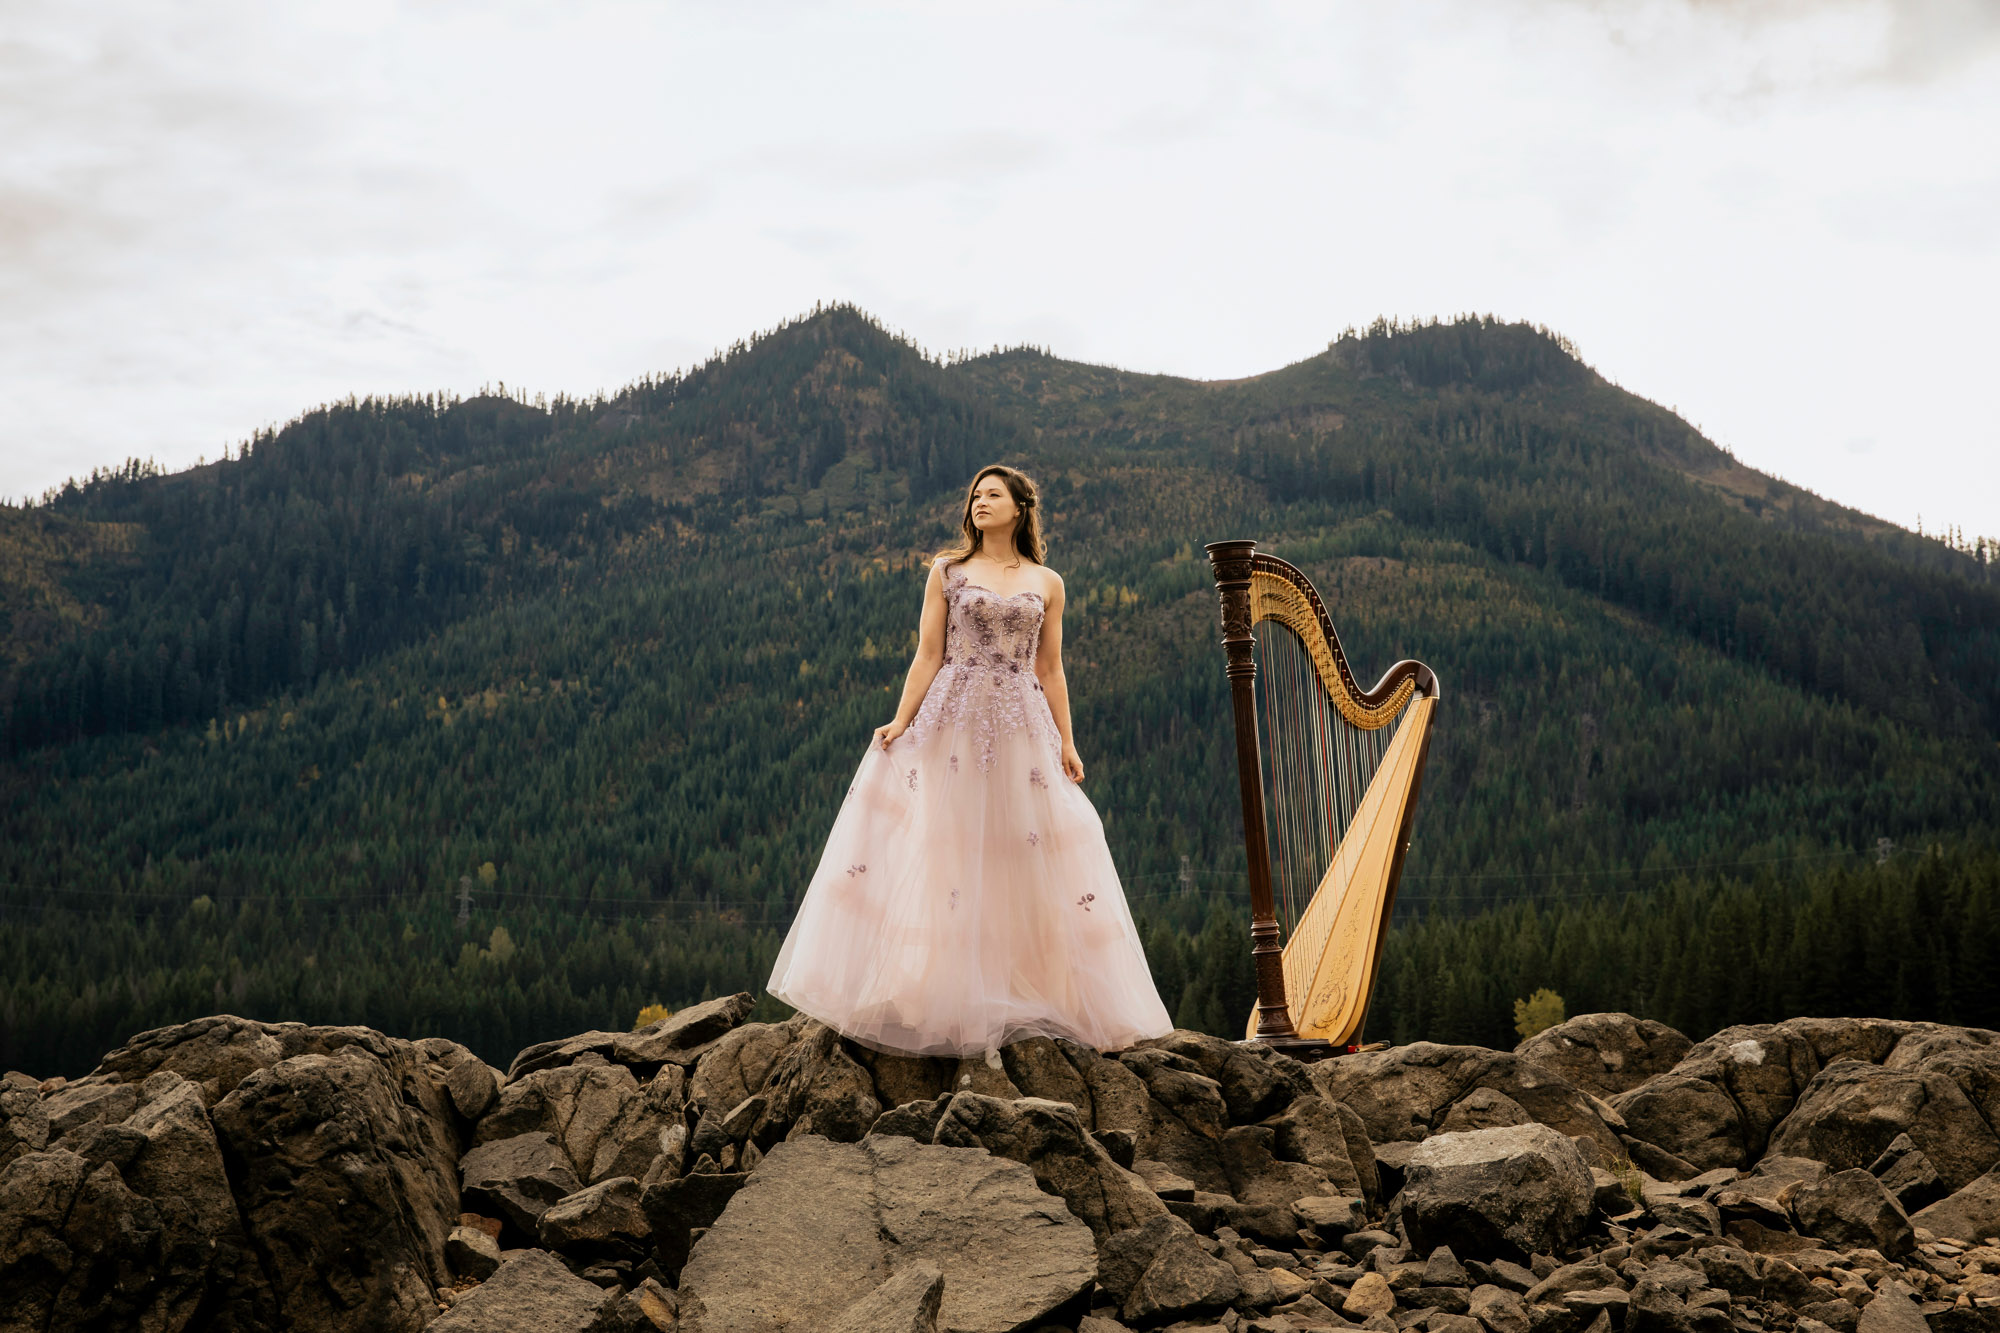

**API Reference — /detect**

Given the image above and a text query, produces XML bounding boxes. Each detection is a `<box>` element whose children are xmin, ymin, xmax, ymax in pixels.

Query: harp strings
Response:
<box><xmin>1254</xmin><ymin>621</ymin><xmax>1397</xmax><ymax>941</ymax></box>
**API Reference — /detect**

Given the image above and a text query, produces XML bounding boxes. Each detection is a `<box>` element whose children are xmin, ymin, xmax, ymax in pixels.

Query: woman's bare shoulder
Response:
<box><xmin>1037</xmin><ymin>564</ymin><xmax>1065</xmax><ymax>600</ymax></box>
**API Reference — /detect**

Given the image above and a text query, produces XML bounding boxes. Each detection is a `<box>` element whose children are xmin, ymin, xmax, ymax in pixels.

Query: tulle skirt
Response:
<box><xmin>766</xmin><ymin>686</ymin><xmax>1175</xmax><ymax>1058</ymax></box>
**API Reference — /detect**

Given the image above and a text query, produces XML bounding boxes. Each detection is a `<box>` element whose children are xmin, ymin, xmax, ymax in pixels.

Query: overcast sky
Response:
<box><xmin>5</xmin><ymin>0</ymin><xmax>1996</xmax><ymax>540</ymax></box>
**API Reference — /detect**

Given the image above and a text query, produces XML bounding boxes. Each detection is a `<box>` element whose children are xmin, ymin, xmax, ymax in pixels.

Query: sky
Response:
<box><xmin>4</xmin><ymin>0</ymin><xmax>1997</xmax><ymax>540</ymax></box>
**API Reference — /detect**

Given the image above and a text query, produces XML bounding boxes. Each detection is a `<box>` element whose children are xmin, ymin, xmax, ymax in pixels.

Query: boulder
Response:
<box><xmin>0</xmin><ymin>1070</ymin><xmax>50</xmax><ymax>1170</ymax></box>
<box><xmin>1134</xmin><ymin>1029</ymin><xmax>1316</xmax><ymax>1123</ymax></box>
<box><xmin>1767</xmin><ymin>1059</ymin><xmax>2000</xmax><ymax>1193</ymax></box>
<box><xmin>1217</xmin><ymin>1123</ymin><xmax>1343</xmax><ymax>1208</ymax></box>
<box><xmin>1263</xmin><ymin>1093</ymin><xmax>1373</xmax><ymax>1198</ymax></box>
<box><xmin>80</xmin><ymin>1013</ymin><xmax>428</xmax><ymax>1109</ymax></box>
<box><xmin>472</xmin><ymin>1057</ymin><xmax>673</xmax><ymax>1185</ymax></box>
<box><xmin>1117</xmin><ymin>1049</ymin><xmax>1233</xmax><ymax>1195</ymax></box>
<box><xmin>429</xmin><ymin>1247</ymin><xmax>614</xmax><ymax>1332</ymax></box>
<box><xmin>1473</xmin><ymin>1282</ymin><xmax>1532</xmax><ymax>1333</ymax></box>
<box><xmin>208</xmin><ymin>1044</ymin><xmax>463</xmax><ymax>1332</ymax></box>
<box><xmin>1124</xmin><ymin>1229</ymin><xmax>1241</xmax><ymax>1324</ymax></box>
<box><xmin>612</xmin><ymin>992</ymin><xmax>758</xmax><ymax>1066</ymax></box>
<box><xmin>1912</xmin><ymin>1165</ymin><xmax>2000</xmax><ymax>1244</ymax></box>
<box><xmin>1310</xmin><ymin>1042</ymin><xmax>1626</xmax><ymax>1159</ymax></box>
<box><xmin>460</xmin><ymin>1132</ymin><xmax>583</xmax><ymax>1236</ymax></box>
<box><xmin>930</xmin><ymin>1092</ymin><xmax>1168</xmax><ymax>1242</ymax></box>
<box><xmin>826</xmin><ymin>1260</ymin><xmax>946</xmax><ymax>1333</ymax></box>
<box><xmin>1399</xmin><ymin>1124</ymin><xmax>1596</xmax><ymax>1262</ymax></box>
<box><xmin>537</xmin><ymin>1176</ymin><xmax>651</xmax><ymax>1260</ymax></box>
<box><xmin>1095</xmin><ymin>1212</ymin><xmax>1198</xmax><ymax>1308</ymax></box>
<box><xmin>446</xmin><ymin>1223</ymin><xmax>502</xmax><ymax>1280</ymax></box>
<box><xmin>744</xmin><ymin>1021</ymin><xmax>883</xmax><ymax>1146</ymax></box>
<box><xmin>444</xmin><ymin>1058</ymin><xmax>501</xmax><ymax>1122</ymax></box>
<box><xmin>1866</xmin><ymin>1133</ymin><xmax>1949</xmax><ymax>1213</ymax></box>
<box><xmin>1788</xmin><ymin>1167</ymin><xmax>1916</xmax><ymax>1257</ymax></box>
<box><xmin>1293</xmin><ymin>1194</ymin><xmax>1369</xmax><ymax>1241</ymax></box>
<box><xmin>686</xmin><ymin>1021</ymin><xmax>802</xmax><ymax>1121</ymax></box>
<box><xmin>1516</xmin><ymin>1014</ymin><xmax>1694</xmax><ymax>1098</ymax></box>
<box><xmin>675</xmin><ymin>1133</ymin><xmax>1097</xmax><ymax>1333</ymax></box>
<box><xmin>640</xmin><ymin>1169</ymin><xmax>749</xmax><ymax>1280</ymax></box>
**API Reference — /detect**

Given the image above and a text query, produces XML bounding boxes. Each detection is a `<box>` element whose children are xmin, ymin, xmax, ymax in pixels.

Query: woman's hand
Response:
<box><xmin>1060</xmin><ymin>744</ymin><xmax>1085</xmax><ymax>783</ymax></box>
<box><xmin>874</xmin><ymin>719</ymin><xmax>909</xmax><ymax>751</ymax></box>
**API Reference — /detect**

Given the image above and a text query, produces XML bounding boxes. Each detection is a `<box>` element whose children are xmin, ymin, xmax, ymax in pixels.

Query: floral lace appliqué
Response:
<box><xmin>950</xmin><ymin>754</ymin><xmax>959</xmax><ymax>774</ymax></box>
<box><xmin>900</xmin><ymin>562</ymin><xmax>1064</xmax><ymax>771</ymax></box>
<box><xmin>1077</xmin><ymin>892</ymin><xmax>1095</xmax><ymax>911</ymax></box>
<box><xmin>847</xmin><ymin>864</ymin><xmax>868</xmax><ymax>877</ymax></box>
<box><xmin>1028</xmin><ymin>766</ymin><xmax>1047</xmax><ymax>789</ymax></box>
<box><xmin>906</xmin><ymin>767</ymin><xmax>918</xmax><ymax>791</ymax></box>
<box><xmin>1027</xmin><ymin>831</ymin><xmax>1040</xmax><ymax>846</ymax></box>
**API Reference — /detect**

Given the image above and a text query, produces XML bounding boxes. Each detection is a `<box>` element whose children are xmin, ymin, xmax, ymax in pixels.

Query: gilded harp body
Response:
<box><xmin>1205</xmin><ymin>540</ymin><xmax>1440</xmax><ymax>1060</ymax></box>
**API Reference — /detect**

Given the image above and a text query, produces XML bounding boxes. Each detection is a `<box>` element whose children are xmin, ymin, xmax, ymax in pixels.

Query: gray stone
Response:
<box><xmin>931</xmin><ymin>1092</ymin><xmax>1168</xmax><ymax>1242</ymax></box>
<box><xmin>1789</xmin><ymin>1167</ymin><xmax>1915</xmax><ymax>1257</ymax></box>
<box><xmin>429</xmin><ymin>1248</ymin><xmax>614</xmax><ymax>1333</ymax></box>
<box><xmin>0</xmin><ymin>1071</ymin><xmax>50</xmax><ymax>1171</ymax></box>
<box><xmin>537</xmin><ymin>1176</ymin><xmax>650</xmax><ymax>1259</ymax></box>
<box><xmin>209</xmin><ymin>1043</ymin><xmax>463</xmax><ymax>1332</ymax></box>
<box><xmin>675</xmin><ymin>1134</ymin><xmax>1097</xmax><ymax>1333</ymax></box>
<box><xmin>1126</xmin><ymin>1230</ymin><xmax>1241</xmax><ymax>1323</ymax></box>
<box><xmin>1768</xmin><ymin>1060</ymin><xmax>2000</xmax><ymax>1193</ymax></box>
<box><xmin>1525</xmin><ymin>1261</ymin><xmax>1627</xmax><ymax>1305</ymax></box>
<box><xmin>1912</xmin><ymin>1165</ymin><xmax>2000</xmax><ymax>1244</ymax></box>
<box><xmin>1117</xmin><ymin>1049</ymin><xmax>1234</xmax><ymax>1197</ymax></box>
<box><xmin>1425</xmin><ymin>1245</ymin><xmax>1470</xmax><ymax>1287</ymax></box>
<box><xmin>1293</xmin><ymin>1194</ymin><xmax>1369</xmax><ymax>1241</ymax></box>
<box><xmin>472</xmin><ymin>1060</ymin><xmax>658</xmax><ymax>1184</ymax></box>
<box><xmin>870</xmin><ymin>1095</ymin><xmax>953</xmax><ymax>1143</ymax></box>
<box><xmin>460</xmin><ymin>1132</ymin><xmax>583</xmax><ymax>1235</ymax></box>
<box><xmin>687</xmin><ymin>1021</ymin><xmax>801</xmax><ymax>1122</ymax></box>
<box><xmin>1402</xmin><ymin>1125</ymin><xmax>1596</xmax><ymax>1263</ymax></box>
<box><xmin>745</xmin><ymin>1021</ymin><xmax>883</xmax><ymax>1146</ymax></box>
<box><xmin>612</xmin><ymin>992</ymin><xmax>757</xmax><ymax>1066</ymax></box>
<box><xmin>1265</xmin><ymin>1093</ymin><xmax>1372</xmax><ymax>1197</ymax></box>
<box><xmin>1866</xmin><ymin>1134</ymin><xmax>1949</xmax><ymax>1214</ymax></box>
<box><xmin>595</xmin><ymin>1277</ymin><xmax>680</xmax><ymax>1333</ymax></box>
<box><xmin>1515</xmin><ymin>1014</ymin><xmax>1694</xmax><ymax>1099</ymax></box>
<box><xmin>1472</xmin><ymin>1283</ymin><xmax>1531</xmax><ymax>1333</ymax></box>
<box><xmin>1854</xmin><ymin>1283</ymin><xmax>1930</xmax><ymax>1333</ymax></box>
<box><xmin>1219</xmin><ymin>1122</ymin><xmax>1343</xmax><ymax>1208</ymax></box>
<box><xmin>1311</xmin><ymin>1042</ymin><xmax>1626</xmax><ymax>1160</ymax></box>
<box><xmin>446</xmin><ymin>1224</ymin><xmax>502</xmax><ymax>1280</ymax></box>
<box><xmin>639</xmin><ymin>1169</ymin><xmax>748</xmax><ymax>1280</ymax></box>
<box><xmin>1096</xmin><ymin>1213</ymin><xmax>1198</xmax><ymax>1307</ymax></box>
<box><xmin>826</xmin><ymin>1260</ymin><xmax>946</xmax><ymax>1333</ymax></box>
<box><xmin>445</xmin><ymin>1058</ymin><xmax>501</xmax><ymax>1121</ymax></box>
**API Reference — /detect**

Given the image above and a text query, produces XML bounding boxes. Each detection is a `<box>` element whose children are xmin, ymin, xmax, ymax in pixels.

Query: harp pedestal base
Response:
<box><xmin>1240</xmin><ymin>1035</ymin><xmax>1352</xmax><ymax>1063</ymax></box>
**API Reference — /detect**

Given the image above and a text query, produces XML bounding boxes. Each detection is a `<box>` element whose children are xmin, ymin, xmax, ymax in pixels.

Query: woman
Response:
<box><xmin>765</xmin><ymin>464</ymin><xmax>1175</xmax><ymax>1059</ymax></box>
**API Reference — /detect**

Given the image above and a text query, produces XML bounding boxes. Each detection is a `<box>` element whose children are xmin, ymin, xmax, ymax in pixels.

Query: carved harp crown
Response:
<box><xmin>1205</xmin><ymin>539</ymin><xmax>1440</xmax><ymax>1059</ymax></box>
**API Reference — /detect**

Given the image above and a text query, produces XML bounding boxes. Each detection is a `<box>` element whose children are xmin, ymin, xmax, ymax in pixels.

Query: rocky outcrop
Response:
<box><xmin>10</xmin><ymin>1006</ymin><xmax>2000</xmax><ymax>1333</ymax></box>
<box><xmin>1515</xmin><ymin>1012</ymin><xmax>1694</xmax><ymax>1097</ymax></box>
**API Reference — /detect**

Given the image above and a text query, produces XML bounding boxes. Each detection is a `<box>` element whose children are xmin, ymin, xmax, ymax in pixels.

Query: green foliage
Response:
<box><xmin>1513</xmin><ymin>988</ymin><xmax>1566</xmax><ymax>1040</ymax></box>
<box><xmin>0</xmin><ymin>306</ymin><xmax>1994</xmax><ymax>1077</ymax></box>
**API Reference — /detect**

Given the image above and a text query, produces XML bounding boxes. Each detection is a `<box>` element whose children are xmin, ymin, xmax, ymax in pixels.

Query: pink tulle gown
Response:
<box><xmin>766</xmin><ymin>557</ymin><xmax>1175</xmax><ymax>1057</ymax></box>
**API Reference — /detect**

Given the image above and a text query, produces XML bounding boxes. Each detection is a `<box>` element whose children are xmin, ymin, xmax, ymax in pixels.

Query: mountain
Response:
<box><xmin>2</xmin><ymin>305</ymin><xmax>1995</xmax><ymax>1077</ymax></box>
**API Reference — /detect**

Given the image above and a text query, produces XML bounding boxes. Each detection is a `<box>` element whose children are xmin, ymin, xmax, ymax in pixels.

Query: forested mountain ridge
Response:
<box><xmin>2</xmin><ymin>305</ymin><xmax>1995</xmax><ymax>1079</ymax></box>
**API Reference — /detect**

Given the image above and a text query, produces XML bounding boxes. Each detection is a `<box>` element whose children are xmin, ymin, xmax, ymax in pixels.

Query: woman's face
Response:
<box><xmin>969</xmin><ymin>475</ymin><xmax>1020</xmax><ymax>543</ymax></box>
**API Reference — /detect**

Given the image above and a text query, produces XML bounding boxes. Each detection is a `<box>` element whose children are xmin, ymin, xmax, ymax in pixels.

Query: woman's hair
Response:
<box><xmin>934</xmin><ymin>464</ymin><xmax>1047</xmax><ymax>567</ymax></box>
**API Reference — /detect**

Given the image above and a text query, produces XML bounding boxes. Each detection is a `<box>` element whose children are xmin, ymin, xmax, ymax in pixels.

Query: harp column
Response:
<box><xmin>1205</xmin><ymin>540</ymin><xmax>1302</xmax><ymax>1043</ymax></box>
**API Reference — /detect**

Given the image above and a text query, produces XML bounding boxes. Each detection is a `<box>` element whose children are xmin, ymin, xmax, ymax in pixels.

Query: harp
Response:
<box><xmin>1205</xmin><ymin>540</ymin><xmax>1440</xmax><ymax>1061</ymax></box>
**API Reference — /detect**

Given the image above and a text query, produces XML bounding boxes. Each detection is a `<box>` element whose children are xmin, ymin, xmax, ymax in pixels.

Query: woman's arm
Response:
<box><xmin>1033</xmin><ymin>574</ymin><xmax>1086</xmax><ymax>782</ymax></box>
<box><xmin>875</xmin><ymin>561</ymin><xmax>949</xmax><ymax>749</ymax></box>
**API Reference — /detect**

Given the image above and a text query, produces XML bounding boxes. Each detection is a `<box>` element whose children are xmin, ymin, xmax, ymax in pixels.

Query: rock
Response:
<box><xmin>1912</xmin><ymin>1165</ymin><xmax>2000</xmax><ymax>1245</ymax></box>
<box><xmin>1310</xmin><ymin>1043</ymin><xmax>1626</xmax><ymax>1159</ymax></box>
<box><xmin>1218</xmin><ymin>1123</ymin><xmax>1343</xmax><ymax>1208</ymax></box>
<box><xmin>1473</xmin><ymin>1282</ymin><xmax>1532</xmax><ymax>1333</ymax></box>
<box><xmin>1125</xmin><ymin>1230</ymin><xmax>1242</xmax><ymax>1323</ymax></box>
<box><xmin>1854</xmin><ymin>1283</ymin><xmax>1931</xmax><ymax>1333</ymax></box>
<box><xmin>1866</xmin><ymin>1134</ymin><xmax>1949</xmax><ymax>1213</ymax></box>
<box><xmin>1516</xmin><ymin>1015</ymin><xmax>1694</xmax><ymax>1100</ymax></box>
<box><xmin>999</xmin><ymin>1036</ymin><xmax>1097</xmax><ymax>1114</ymax></box>
<box><xmin>473</xmin><ymin>1060</ymin><xmax>673</xmax><ymax>1185</ymax></box>
<box><xmin>746</xmin><ymin>1021</ymin><xmax>883</xmax><ymax>1145</ymax></box>
<box><xmin>1345</xmin><ymin>1270</ymin><xmax>1398</xmax><ymax>1318</ymax></box>
<box><xmin>931</xmin><ymin>1092</ymin><xmax>1169</xmax><ymax>1242</ymax></box>
<box><xmin>1293</xmin><ymin>1194</ymin><xmax>1369</xmax><ymax>1241</ymax></box>
<box><xmin>871</xmin><ymin>1095</ymin><xmax>953</xmax><ymax>1143</ymax></box>
<box><xmin>639</xmin><ymin>1169</ymin><xmax>748</xmax><ymax>1280</ymax></box>
<box><xmin>447</xmin><ymin>1223</ymin><xmax>502</xmax><ymax>1280</ymax></box>
<box><xmin>1096</xmin><ymin>1213</ymin><xmax>1198</xmax><ymax>1307</ymax></box>
<box><xmin>826</xmin><ymin>1259</ymin><xmax>946</xmax><ymax>1333</ymax></box>
<box><xmin>0</xmin><ymin>1071</ymin><xmax>50</xmax><ymax>1170</ymax></box>
<box><xmin>1766</xmin><ymin>1060</ymin><xmax>2000</xmax><ymax>1193</ymax></box>
<box><xmin>1401</xmin><ymin>1125</ymin><xmax>1596</xmax><ymax>1263</ymax></box>
<box><xmin>1440</xmin><ymin>1087</ymin><xmax>1534</xmax><ymax>1135</ymax></box>
<box><xmin>1265</xmin><ymin>1093</ymin><xmax>1372</xmax><ymax>1197</ymax></box>
<box><xmin>1615</xmin><ymin>1073</ymin><xmax>1748</xmax><ymax>1174</ymax></box>
<box><xmin>595</xmin><ymin>1277</ymin><xmax>680</xmax><ymax>1333</ymax></box>
<box><xmin>82</xmin><ymin>1013</ymin><xmax>427</xmax><ymax>1108</ymax></box>
<box><xmin>612</xmin><ymin>992</ymin><xmax>757</xmax><ymax>1066</ymax></box>
<box><xmin>1131</xmin><ymin>1157</ymin><xmax>1197</xmax><ymax>1200</ymax></box>
<box><xmin>1790</xmin><ymin>1168</ymin><xmax>1916</xmax><ymax>1257</ymax></box>
<box><xmin>537</xmin><ymin>1176</ymin><xmax>650</xmax><ymax>1260</ymax></box>
<box><xmin>686</xmin><ymin>1021</ymin><xmax>800</xmax><ymax>1122</ymax></box>
<box><xmin>852</xmin><ymin>1046</ymin><xmax>956</xmax><ymax>1109</ymax></box>
<box><xmin>1425</xmin><ymin>1244</ymin><xmax>1471</xmax><ymax>1287</ymax></box>
<box><xmin>1117</xmin><ymin>1049</ymin><xmax>1233</xmax><ymax>1196</ymax></box>
<box><xmin>429</xmin><ymin>1248</ymin><xmax>614</xmax><ymax>1332</ymax></box>
<box><xmin>1524</xmin><ymin>1260</ymin><xmax>1626</xmax><ymax>1305</ymax></box>
<box><xmin>674</xmin><ymin>1134</ymin><xmax>1096</xmax><ymax>1333</ymax></box>
<box><xmin>460</xmin><ymin>1132</ymin><xmax>584</xmax><ymax>1236</ymax></box>
<box><xmin>445</xmin><ymin>1058</ymin><xmax>501</xmax><ymax>1121</ymax></box>
<box><xmin>209</xmin><ymin>1043</ymin><xmax>462</xmax><ymax>1332</ymax></box>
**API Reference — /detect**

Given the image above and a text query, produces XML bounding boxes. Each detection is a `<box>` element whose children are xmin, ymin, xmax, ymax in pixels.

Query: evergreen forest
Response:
<box><xmin>3</xmin><ymin>306</ymin><xmax>1996</xmax><ymax>1079</ymax></box>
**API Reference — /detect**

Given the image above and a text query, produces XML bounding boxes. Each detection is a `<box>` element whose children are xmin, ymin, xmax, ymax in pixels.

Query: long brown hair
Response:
<box><xmin>935</xmin><ymin>465</ymin><xmax>1047</xmax><ymax>567</ymax></box>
